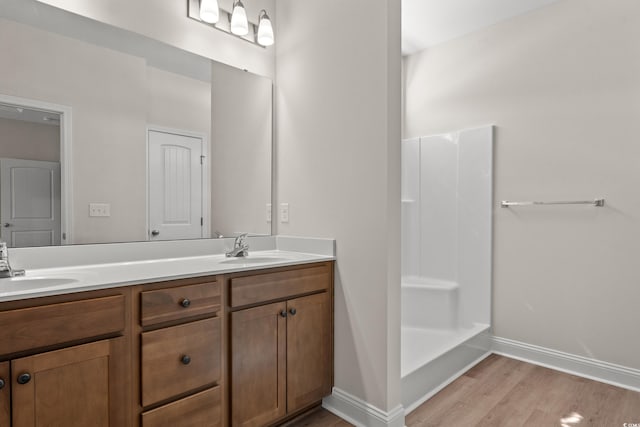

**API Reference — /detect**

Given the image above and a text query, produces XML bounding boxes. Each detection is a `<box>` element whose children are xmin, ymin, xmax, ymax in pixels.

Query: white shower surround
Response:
<box><xmin>401</xmin><ymin>126</ymin><xmax>493</xmax><ymax>412</ymax></box>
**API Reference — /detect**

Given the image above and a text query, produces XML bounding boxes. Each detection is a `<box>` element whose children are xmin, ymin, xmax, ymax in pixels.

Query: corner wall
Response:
<box><xmin>275</xmin><ymin>0</ymin><xmax>402</xmax><ymax>418</ymax></box>
<box><xmin>404</xmin><ymin>0</ymin><xmax>640</xmax><ymax>370</ymax></box>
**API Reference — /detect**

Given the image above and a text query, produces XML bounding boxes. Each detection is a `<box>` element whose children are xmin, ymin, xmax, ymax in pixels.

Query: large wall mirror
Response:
<box><xmin>0</xmin><ymin>0</ymin><xmax>272</xmax><ymax>247</ymax></box>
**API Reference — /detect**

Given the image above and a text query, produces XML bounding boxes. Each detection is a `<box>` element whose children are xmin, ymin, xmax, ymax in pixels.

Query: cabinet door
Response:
<box><xmin>12</xmin><ymin>339</ymin><xmax>119</xmax><ymax>427</ymax></box>
<box><xmin>286</xmin><ymin>292</ymin><xmax>332</xmax><ymax>412</ymax></box>
<box><xmin>0</xmin><ymin>361</ymin><xmax>9</xmax><ymax>427</ymax></box>
<box><xmin>231</xmin><ymin>302</ymin><xmax>287</xmax><ymax>427</ymax></box>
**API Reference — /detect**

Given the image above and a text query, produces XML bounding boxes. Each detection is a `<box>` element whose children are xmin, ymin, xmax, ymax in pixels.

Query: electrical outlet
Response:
<box><xmin>280</xmin><ymin>203</ymin><xmax>289</xmax><ymax>223</ymax></box>
<box><xmin>89</xmin><ymin>203</ymin><xmax>111</xmax><ymax>217</ymax></box>
<box><xmin>266</xmin><ymin>203</ymin><xmax>272</xmax><ymax>222</ymax></box>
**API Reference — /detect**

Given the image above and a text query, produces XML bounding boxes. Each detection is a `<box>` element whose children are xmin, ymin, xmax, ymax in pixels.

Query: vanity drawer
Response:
<box><xmin>230</xmin><ymin>264</ymin><xmax>330</xmax><ymax>308</ymax></box>
<box><xmin>141</xmin><ymin>280</ymin><xmax>220</xmax><ymax>326</ymax></box>
<box><xmin>0</xmin><ymin>295</ymin><xmax>125</xmax><ymax>356</ymax></box>
<box><xmin>141</xmin><ymin>317</ymin><xmax>221</xmax><ymax>407</ymax></box>
<box><xmin>142</xmin><ymin>386</ymin><xmax>221</xmax><ymax>427</ymax></box>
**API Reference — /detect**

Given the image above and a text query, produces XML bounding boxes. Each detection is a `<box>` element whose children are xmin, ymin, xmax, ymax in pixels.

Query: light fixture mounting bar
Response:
<box><xmin>187</xmin><ymin>0</ymin><xmax>266</xmax><ymax>48</ymax></box>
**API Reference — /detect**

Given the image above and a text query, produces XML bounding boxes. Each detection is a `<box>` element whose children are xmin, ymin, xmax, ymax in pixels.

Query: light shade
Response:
<box><xmin>256</xmin><ymin>10</ymin><xmax>274</xmax><ymax>46</ymax></box>
<box><xmin>199</xmin><ymin>0</ymin><xmax>219</xmax><ymax>24</ymax></box>
<box><xmin>230</xmin><ymin>0</ymin><xmax>248</xmax><ymax>36</ymax></box>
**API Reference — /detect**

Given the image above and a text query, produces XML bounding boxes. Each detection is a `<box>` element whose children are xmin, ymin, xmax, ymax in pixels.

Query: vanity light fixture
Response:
<box><xmin>256</xmin><ymin>10</ymin><xmax>274</xmax><ymax>46</ymax></box>
<box><xmin>187</xmin><ymin>0</ymin><xmax>274</xmax><ymax>47</ymax></box>
<box><xmin>230</xmin><ymin>0</ymin><xmax>249</xmax><ymax>36</ymax></box>
<box><xmin>199</xmin><ymin>0</ymin><xmax>219</xmax><ymax>24</ymax></box>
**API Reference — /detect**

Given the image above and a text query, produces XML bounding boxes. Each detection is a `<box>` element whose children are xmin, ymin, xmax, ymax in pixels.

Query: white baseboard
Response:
<box><xmin>492</xmin><ymin>336</ymin><xmax>640</xmax><ymax>392</ymax></box>
<box><xmin>323</xmin><ymin>387</ymin><xmax>405</xmax><ymax>427</ymax></box>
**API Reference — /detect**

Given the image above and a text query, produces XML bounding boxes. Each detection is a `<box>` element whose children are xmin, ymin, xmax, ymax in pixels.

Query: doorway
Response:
<box><xmin>147</xmin><ymin>128</ymin><xmax>208</xmax><ymax>241</ymax></box>
<box><xmin>0</xmin><ymin>95</ymin><xmax>71</xmax><ymax>247</ymax></box>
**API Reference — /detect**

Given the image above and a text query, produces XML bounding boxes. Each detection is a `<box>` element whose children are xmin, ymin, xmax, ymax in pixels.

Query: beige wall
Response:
<box><xmin>36</xmin><ymin>0</ymin><xmax>276</xmax><ymax>78</ymax></box>
<box><xmin>211</xmin><ymin>62</ymin><xmax>272</xmax><ymax>237</ymax></box>
<box><xmin>276</xmin><ymin>0</ymin><xmax>402</xmax><ymax>412</ymax></box>
<box><xmin>0</xmin><ymin>118</ymin><xmax>60</xmax><ymax>162</ymax></box>
<box><xmin>404</xmin><ymin>0</ymin><xmax>640</xmax><ymax>369</ymax></box>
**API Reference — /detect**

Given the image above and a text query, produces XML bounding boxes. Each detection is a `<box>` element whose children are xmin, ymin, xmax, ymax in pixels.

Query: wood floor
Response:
<box><xmin>289</xmin><ymin>354</ymin><xmax>640</xmax><ymax>427</ymax></box>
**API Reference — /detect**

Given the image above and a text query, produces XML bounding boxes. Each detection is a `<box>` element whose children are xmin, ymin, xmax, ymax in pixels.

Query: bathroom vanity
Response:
<box><xmin>0</xmin><ymin>250</ymin><xmax>334</xmax><ymax>427</ymax></box>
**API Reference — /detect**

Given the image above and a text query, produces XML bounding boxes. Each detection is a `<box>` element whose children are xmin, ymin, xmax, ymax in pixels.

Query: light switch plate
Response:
<box><xmin>89</xmin><ymin>203</ymin><xmax>110</xmax><ymax>217</ymax></box>
<box><xmin>280</xmin><ymin>203</ymin><xmax>289</xmax><ymax>223</ymax></box>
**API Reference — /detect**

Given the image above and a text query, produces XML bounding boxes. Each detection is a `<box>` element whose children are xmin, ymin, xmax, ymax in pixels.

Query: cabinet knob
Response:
<box><xmin>180</xmin><ymin>298</ymin><xmax>191</xmax><ymax>308</ymax></box>
<box><xmin>0</xmin><ymin>378</ymin><xmax>5</xmax><ymax>389</ymax></box>
<box><xmin>181</xmin><ymin>355</ymin><xmax>191</xmax><ymax>365</ymax></box>
<box><xmin>17</xmin><ymin>373</ymin><xmax>31</xmax><ymax>385</ymax></box>
<box><xmin>279</xmin><ymin>310</ymin><xmax>287</xmax><ymax>318</ymax></box>
<box><xmin>289</xmin><ymin>308</ymin><xmax>297</xmax><ymax>316</ymax></box>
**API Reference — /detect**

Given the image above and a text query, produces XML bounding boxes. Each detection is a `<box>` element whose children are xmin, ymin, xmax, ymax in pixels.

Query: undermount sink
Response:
<box><xmin>219</xmin><ymin>256</ymin><xmax>291</xmax><ymax>265</ymax></box>
<box><xmin>0</xmin><ymin>277</ymin><xmax>79</xmax><ymax>293</ymax></box>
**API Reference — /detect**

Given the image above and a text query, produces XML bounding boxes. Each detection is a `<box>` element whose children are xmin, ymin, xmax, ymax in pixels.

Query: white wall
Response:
<box><xmin>0</xmin><ymin>118</ymin><xmax>60</xmax><ymax>162</ymax></box>
<box><xmin>275</xmin><ymin>0</ymin><xmax>402</xmax><ymax>414</ymax></box>
<box><xmin>146</xmin><ymin>67</ymin><xmax>211</xmax><ymax>138</ymax></box>
<box><xmin>211</xmin><ymin>62</ymin><xmax>272</xmax><ymax>237</ymax></box>
<box><xmin>35</xmin><ymin>0</ymin><xmax>275</xmax><ymax>78</ymax></box>
<box><xmin>404</xmin><ymin>0</ymin><xmax>640</xmax><ymax>369</ymax></box>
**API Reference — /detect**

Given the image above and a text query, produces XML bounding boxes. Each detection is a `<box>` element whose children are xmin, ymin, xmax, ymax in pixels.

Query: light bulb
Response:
<box><xmin>230</xmin><ymin>0</ymin><xmax>249</xmax><ymax>36</ymax></box>
<box><xmin>199</xmin><ymin>0</ymin><xmax>219</xmax><ymax>24</ymax></box>
<box><xmin>257</xmin><ymin>10</ymin><xmax>274</xmax><ymax>46</ymax></box>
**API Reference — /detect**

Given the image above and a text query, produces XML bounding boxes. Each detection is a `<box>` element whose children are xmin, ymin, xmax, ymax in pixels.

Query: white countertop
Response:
<box><xmin>0</xmin><ymin>244</ymin><xmax>335</xmax><ymax>302</ymax></box>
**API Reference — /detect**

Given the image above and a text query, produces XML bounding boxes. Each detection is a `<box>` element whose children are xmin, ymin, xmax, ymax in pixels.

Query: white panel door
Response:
<box><xmin>0</xmin><ymin>158</ymin><xmax>61</xmax><ymax>247</ymax></box>
<box><xmin>148</xmin><ymin>130</ymin><xmax>203</xmax><ymax>241</ymax></box>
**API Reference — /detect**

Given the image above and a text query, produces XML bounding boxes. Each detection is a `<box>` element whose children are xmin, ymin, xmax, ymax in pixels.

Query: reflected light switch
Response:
<box><xmin>89</xmin><ymin>203</ymin><xmax>111</xmax><ymax>217</ymax></box>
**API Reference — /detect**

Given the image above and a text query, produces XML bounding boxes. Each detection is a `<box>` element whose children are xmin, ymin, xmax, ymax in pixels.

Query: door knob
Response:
<box><xmin>151</xmin><ymin>230</ymin><xmax>160</xmax><ymax>236</ymax></box>
<box><xmin>0</xmin><ymin>378</ymin><xmax>5</xmax><ymax>389</ymax></box>
<box><xmin>289</xmin><ymin>308</ymin><xmax>297</xmax><ymax>316</ymax></box>
<box><xmin>181</xmin><ymin>355</ymin><xmax>191</xmax><ymax>365</ymax></box>
<box><xmin>3</xmin><ymin>223</ymin><xmax>11</xmax><ymax>228</ymax></box>
<box><xmin>279</xmin><ymin>310</ymin><xmax>287</xmax><ymax>318</ymax></box>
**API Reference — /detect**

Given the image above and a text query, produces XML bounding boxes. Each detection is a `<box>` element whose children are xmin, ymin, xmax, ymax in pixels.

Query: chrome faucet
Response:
<box><xmin>0</xmin><ymin>241</ymin><xmax>25</xmax><ymax>278</ymax></box>
<box><xmin>225</xmin><ymin>233</ymin><xmax>249</xmax><ymax>257</ymax></box>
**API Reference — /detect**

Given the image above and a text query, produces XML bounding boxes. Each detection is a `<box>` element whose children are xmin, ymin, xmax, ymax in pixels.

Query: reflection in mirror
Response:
<box><xmin>0</xmin><ymin>0</ymin><xmax>272</xmax><ymax>247</ymax></box>
<box><xmin>0</xmin><ymin>106</ymin><xmax>61</xmax><ymax>246</ymax></box>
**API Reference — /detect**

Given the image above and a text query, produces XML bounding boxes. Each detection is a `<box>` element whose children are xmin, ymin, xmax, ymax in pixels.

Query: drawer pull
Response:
<box><xmin>0</xmin><ymin>378</ymin><xmax>5</xmax><ymax>389</ymax></box>
<box><xmin>17</xmin><ymin>373</ymin><xmax>31</xmax><ymax>385</ymax></box>
<box><xmin>181</xmin><ymin>355</ymin><xmax>192</xmax><ymax>365</ymax></box>
<box><xmin>279</xmin><ymin>310</ymin><xmax>287</xmax><ymax>318</ymax></box>
<box><xmin>180</xmin><ymin>298</ymin><xmax>191</xmax><ymax>308</ymax></box>
<box><xmin>289</xmin><ymin>308</ymin><xmax>297</xmax><ymax>316</ymax></box>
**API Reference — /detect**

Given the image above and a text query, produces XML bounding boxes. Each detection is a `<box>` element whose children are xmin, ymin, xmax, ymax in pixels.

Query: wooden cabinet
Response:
<box><xmin>0</xmin><ymin>290</ymin><xmax>130</xmax><ymax>427</ymax></box>
<box><xmin>137</xmin><ymin>277</ymin><xmax>222</xmax><ymax>427</ymax></box>
<box><xmin>11</xmin><ymin>339</ymin><xmax>121</xmax><ymax>427</ymax></box>
<box><xmin>230</xmin><ymin>262</ymin><xmax>333</xmax><ymax>427</ymax></box>
<box><xmin>141</xmin><ymin>318</ymin><xmax>221</xmax><ymax>406</ymax></box>
<box><xmin>285</xmin><ymin>292</ymin><xmax>332</xmax><ymax>413</ymax></box>
<box><xmin>141</xmin><ymin>387</ymin><xmax>221</xmax><ymax>427</ymax></box>
<box><xmin>1</xmin><ymin>260</ymin><xmax>333</xmax><ymax>427</ymax></box>
<box><xmin>231</xmin><ymin>302</ymin><xmax>287</xmax><ymax>427</ymax></box>
<box><xmin>0</xmin><ymin>361</ymin><xmax>9</xmax><ymax>427</ymax></box>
